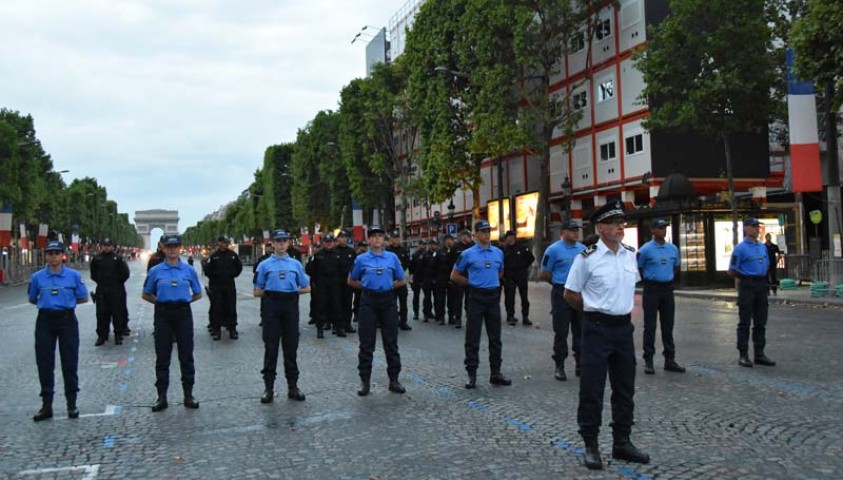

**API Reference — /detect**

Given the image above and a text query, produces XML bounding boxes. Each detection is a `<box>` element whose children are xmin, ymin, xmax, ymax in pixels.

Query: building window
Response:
<box><xmin>599</xmin><ymin>141</ymin><xmax>617</xmax><ymax>162</ymax></box>
<box><xmin>597</xmin><ymin>78</ymin><xmax>614</xmax><ymax>102</ymax></box>
<box><xmin>595</xmin><ymin>18</ymin><xmax>612</xmax><ymax>41</ymax></box>
<box><xmin>570</xmin><ymin>31</ymin><xmax>585</xmax><ymax>53</ymax></box>
<box><xmin>573</xmin><ymin>91</ymin><xmax>588</xmax><ymax>110</ymax></box>
<box><xmin>625</xmin><ymin>133</ymin><xmax>643</xmax><ymax>155</ymax></box>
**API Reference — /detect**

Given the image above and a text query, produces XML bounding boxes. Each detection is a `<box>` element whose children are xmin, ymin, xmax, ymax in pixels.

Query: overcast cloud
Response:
<box><xmin>0</xmin><ymin>0</ymin><xmax>399</xmax><ymax>235</ymax></box>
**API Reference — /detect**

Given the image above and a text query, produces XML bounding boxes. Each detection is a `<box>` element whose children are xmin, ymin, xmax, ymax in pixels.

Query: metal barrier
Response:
<box><xmin>812</xmin><ymin>259</ymin><xmax>843</xmax><ymax>288</ymax></box>
<box><xmin>783</xmin><ymin>254</ymin><xmax>812</xmax><ymax>284</ymax></box>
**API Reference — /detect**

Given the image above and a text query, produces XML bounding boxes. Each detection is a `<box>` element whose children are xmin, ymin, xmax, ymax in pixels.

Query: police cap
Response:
<box><xmin>217</xmin><ymin>235</ymin><xmax>230</xmax><ymax>243</ymax></box>
<box><xmin>474</xmin><ymin>220</ymin><xmax>492</xmax><ymax>232</ymax></box>
<box><xmin>651</xmin><ymin>218</ymin><xmax>670</xmax><ymax>229</ymax></box>
<box><xmin>323</xmin><ymin>233</ymin><xmax>336</xmax><ymax>242</ymax></box>
<box><xmin>162</xmin><ymin>235</ymin><xmax>182</xmax><ymax>246</ymax></box>
<box><xmin>428</xmin><ymin>238</ymin><xmax>439</xmax><ymax>245</ymax></box>
<box><xmin>561</xmin><ymin>220</ymin><xmax>581</xmax><ymax>230</ymax></box>
<box><xmin>368</xmin><ymin>226</ymin><xmax>385</xmax><ymax>236</ymax></box>
<box><xmin>591</xmin><ymin>200</ymin><xmax>626</xmax><ymax>224</ymax></box>
<box><xmin>337</xmin><ymin>230</ymin><xmax>350</xmax><ymax>238</ymax></box>
<box><xmin>504</xmin><ymin>230</ymin><xmax>516</xmax><ymax>238</ymax></box>
<box><xmin>271</xmin><ymin>229</ymin><xmax>290</xmax><ymax>240</ymax></box>
<box><xmin>102</xmin><ymin>238</ymin><xmax>114</xmax><ymax>246</ymax></box>
<box><xmin>743</xmin><ymin>217</ymin><xmax>762</xmax><ymax>227</ymax></box>
<box><xmin>45</xmin><ymin>241</ymin><xmax>65</xmax><ymax>253</ymax></box>
<box><xmin>444</xmin><ymin>234</ymin><xmax>454</xmax><ymax>240</ymax></box>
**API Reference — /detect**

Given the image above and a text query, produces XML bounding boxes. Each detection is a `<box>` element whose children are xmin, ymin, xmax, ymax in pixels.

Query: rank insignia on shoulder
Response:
<box><xmin>581</xmin><ymin>244</ymin><xmax>597</xmax><ymax>257</ymax></box>
<box><xmin>622</xmin><ymin>243</ymin><xmax>635</xmax><ymax>252</ymax></box>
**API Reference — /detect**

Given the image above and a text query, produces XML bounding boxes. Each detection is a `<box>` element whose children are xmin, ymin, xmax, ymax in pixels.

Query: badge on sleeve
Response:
<box><xmin>485</xmin><ymin>261</ymin><xmax>491</xmax><ymax>269</ymax></box>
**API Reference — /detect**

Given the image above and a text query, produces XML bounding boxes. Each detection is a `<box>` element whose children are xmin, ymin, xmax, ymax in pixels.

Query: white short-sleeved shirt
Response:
<box><xmin>565</xmin><ymin>239</ymin><xmax>641</xmax><ymax>316</ymax></box>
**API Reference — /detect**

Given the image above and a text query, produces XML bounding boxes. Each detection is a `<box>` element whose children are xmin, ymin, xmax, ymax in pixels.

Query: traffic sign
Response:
<box><xmin>446</xmin><ymin>223</ymin><xmax>457</xmax><ymax>235</ymax></box>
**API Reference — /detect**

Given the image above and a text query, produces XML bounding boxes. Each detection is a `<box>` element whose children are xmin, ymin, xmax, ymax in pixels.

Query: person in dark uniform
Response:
<box><xmin>563</xmin><ymin>201</ymin><xmax>649</xmax><ymax>470</ymax></box>
<box><xmin>287</xmin><ymin>242</ymin><xmax>302</xmax><ymax>262</ymax></box>
<box><xmin>728</xmin><ymin>218</ymin><xmax>775</xmax><ymax>368</ymax></box>
<box><xmin>305</xmin><ymin>243</ymin><xmax>321</xmax><ymax>326</ymax></box>
<box><xmin>336</xmin><ymin>231</ymin><xmax>357</xmax><ymax>334</ymax></box>
<box><xmin>502</xmin><ymin>230</ymin><xmax>535</xmax><ymax>326</ymax></box>
<box><xmin>638</xmin><ymin>218</ymin><xmax>685</xmax><ymax>375</ymax></box>
<box><xmin>254</xmin><ymin>229</ymin><xmax>310</xmax><ymax>403</ymax></box>
<box><xmin>433</xmin><ymin>234</ymin><xmax>455</xmax><ymax>325</ymax></box>
<box><xmin>147</xmin><ymin>240</ymin><xmax>165</xmax><ymax>272</ymax></box>
<box><xmin>452</xmin><ymin>230</ymin><xmax>474</xmax><ymax>321</ymax></box>
<box><xmin>386</xmin><ymin>231</ymin><xmax>412</xmax><ymax>331</ymax></box>
<box><xmin>310</xmin><ymin>234</ymin><xmax>343</xmax><ymax>338</ymax></box>
<box><xmin>408</xmin><ymin>242</ymin><xmax>426</xmax><ymax>320</ymax></box>
<box><xmin>445</xmin><ymin>234</ymin><xmax>463</xmax><ymax>328</ymax></box>
<box><xmin>202</xmin><ymin>236</ymin><xmax>243</xmax><ymax>340</ymax></box>
<box><xmin>450</xmin><ymin>220</ymin><xmax>512</xmax><ymax>389</ymax></box>
<box><xmin>348</xmin><ymin>226</ymin><xmax>407</xmax><ymax>396</ymax></box>
<box><xmin>28</xmin><ymin>241</ymin><xmax>89</xmax><ymax>422</ymax></box>
<box><xmin>253</xmin><ymin>242</ymin><xmax>274</xmax><ymax>325</ymax></box>
<box><xmin>421</xmin><ymin>239</ymin><xmax>438</xmax><ymax>322</ymax></box>
<box><xmin>142</xmin><ymin>235</ymin><xmax>203</xmax><ymax>412</ymax></box>
<box><xmin>91</xmin><ymin>238</ymin><xmax>130</xmax><ymax>346</ymax></box>
<box><xmin>764</xmin><ymin>233</ymin><xmax>781</xmax><ymax>296</ymax></box>
<box><xmin>540</xmin><ymin>220</ymin><xmax>585</xmax><ymax>381</ymax></box>
<box><xmin>352</xmin><ymin>241</ymin><xmax>368</xmax><ymax>323</ymax></box>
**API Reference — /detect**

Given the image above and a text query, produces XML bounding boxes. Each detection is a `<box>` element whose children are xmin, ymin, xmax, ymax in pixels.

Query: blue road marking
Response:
<box><xmin>122</xmin><ymin>368</ymin><xmax>132</xmax><ymax>377</ymax></box>
<box><xmin>102</xmin><ymin>435</ymin><xmax>116</xmax><ymax>448</ymax></box>
<box><xmin>552</xmin><ymin>439</ymin><xmax>584</xmax><ymax>455</ymax></box>
<box><xmin>506</xmin><ymin>419</ymin><xmax>532</xmax><ymax>432</ymax></box>
<box><xmin>466</xmin><ymin>401</ymin><xmax>489</xmax><ymax>412</ymax></box>
<box><xmin>118</xmin><ymin>384</ymin><xmax>127</xmax><ymax>394</ymax></box>
<box><xmin>616</xmin><ymin>466</ymin><xmax>653</xmax><ymax>480</ymax></box>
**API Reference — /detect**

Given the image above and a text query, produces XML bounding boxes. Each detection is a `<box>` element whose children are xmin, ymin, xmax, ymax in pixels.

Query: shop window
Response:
<box><xmin>625</xmin><ymin>134</ymin><xmax>643</xmax><ymax>155</ymax></box>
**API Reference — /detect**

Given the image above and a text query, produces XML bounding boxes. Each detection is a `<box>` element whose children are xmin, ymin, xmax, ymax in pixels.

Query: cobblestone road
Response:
<box><xmin>1</xmin><ymin>260</ymin><xmax>841</xmax><ymax>479</ymax></box>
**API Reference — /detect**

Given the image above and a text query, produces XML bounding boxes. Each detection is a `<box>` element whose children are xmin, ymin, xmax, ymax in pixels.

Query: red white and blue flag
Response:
<box><xmin>0</xmin><ymin>204</ymin><xmax>11</xmax><ymax>248</ymax></box>
<box><xmin>786</xmin><ymin>49</ymin><xmax>822</xmax><ymax>192</ymax></box>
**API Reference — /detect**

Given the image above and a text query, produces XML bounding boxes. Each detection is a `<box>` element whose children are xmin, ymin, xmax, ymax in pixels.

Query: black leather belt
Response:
<box><xmin>157</xmin><ymin>302</ymin><xmax>190</xmax><ymax>310</ymax></box>
<box><xmin>643</xmin><ymin>280</ymin><xmax>673</xmax><ymax>287</ymax></box>
<box><xmin>264</xmin><ymin>291</ymin><xmax>299</xmax><ymax>299</ymax></box>
<box><xmin>469</xmin><ymin>287</ymin><xmax>501</xmax><ymax>295</ymax></box>
<box><xmin>39</xmin><ymin>308</ymin><xmax>74</xmax><ymax>317</ymax></box>
<box><xmin>584</xmin><ymin>311</ymin><xmax>631</xmax><ymax>327</ymax></box>
<box><xmin>363</xmin><ymin>289</ymin><xmax>394</xmax><ymax>298</ymax></box>
<box><xmin>740</xmin><ymin>275</ymin><xmax>767</xmax><ymax>281</ymax></box>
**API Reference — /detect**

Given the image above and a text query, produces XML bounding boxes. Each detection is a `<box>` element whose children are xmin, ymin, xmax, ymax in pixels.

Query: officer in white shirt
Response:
<box><xmin>564</xmin><ymin>201</ymin><xmax>649</xmax><ymax>470</ymax></box>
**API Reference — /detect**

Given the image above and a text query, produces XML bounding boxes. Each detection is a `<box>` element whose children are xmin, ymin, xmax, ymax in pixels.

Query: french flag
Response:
<box><xmin>19</xmin><ymin>224</ymin><xmax>28</xmax><ymax>249</ymax></box>
<box><xmin>37</xmin><ymin>224</ymin><xmax>48</xmax><ymax>249</ymax></box>
<box><xmin>352</xmin><ymin>198</ymin><xmax>364</xmax><ymax>242</ymax></box>
<box><xmin>0</xmin><ymin>204</ymin><xmax>11</xmax><ymax>248</ymax></box>
<box><xmin>786</xmin><ymin>49</ymin><xmax>822</xmax><ymax>192</ymax></box>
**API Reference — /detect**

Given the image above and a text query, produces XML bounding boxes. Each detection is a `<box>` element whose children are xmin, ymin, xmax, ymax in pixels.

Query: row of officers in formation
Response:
<box><xmin>26</xmin><ymin>201</ymin><xmax>776</xmax><ymax>471</ymax></box>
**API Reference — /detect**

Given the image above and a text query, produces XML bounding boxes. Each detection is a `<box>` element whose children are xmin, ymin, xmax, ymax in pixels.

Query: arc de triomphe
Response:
<box><xmin>134</xmin><ymin>209</ymin><xmax>179</xmax><ymax>250</ymax></box>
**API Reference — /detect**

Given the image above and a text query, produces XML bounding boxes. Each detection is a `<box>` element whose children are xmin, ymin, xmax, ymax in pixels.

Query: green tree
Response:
<box><xmin>636</xmin><ymin>0</ymin><xmax>775</xmax><ymax>246</ymax></box>
<box><xmin>791</xmin><ymin>0</ymin><xmax>843</xmax><ymax>110</ymax></box>
<box><xmin>291</xmin><ymin>111</ymin><xmax>343</xmax><ymax>233</ymax></box>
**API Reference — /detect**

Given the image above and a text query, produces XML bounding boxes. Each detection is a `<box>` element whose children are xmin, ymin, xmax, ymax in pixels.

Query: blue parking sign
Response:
<box><xmin>446</xmin><ymin>223</ymin><xmax>457</xmax><ymax>235</ymax></box>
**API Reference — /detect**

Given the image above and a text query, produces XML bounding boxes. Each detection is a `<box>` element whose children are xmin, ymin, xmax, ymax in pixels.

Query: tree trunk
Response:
<box><xmin>723</xmin><ymin>132</ymin><xmax>739</xmax><ymax>247</ymax></box>
<box><xmin>472</xmin><ymin>184</ymin><xmax>481</xmax><ymax>226</ymax></box>
<box><xmin>532</xmin><ymin>132</ymin><xmax>552</xmax><ymax>281</ymax></box>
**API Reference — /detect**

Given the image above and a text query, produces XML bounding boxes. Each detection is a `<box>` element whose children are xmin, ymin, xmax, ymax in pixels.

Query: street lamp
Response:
<box><xmin>561</xmin><ymin>176</ymin><xmax>572</xmax><ymax>221</ymax></box>
<box><xmin>351</xmin><ymin>25</ymin><xmax>379</xmax><ymax>44</ymax></box>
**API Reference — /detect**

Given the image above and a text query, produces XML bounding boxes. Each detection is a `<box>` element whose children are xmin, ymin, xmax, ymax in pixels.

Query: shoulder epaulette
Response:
<box><xmin>581</xmin><ymin>244</ymin><xmax>597</xmax><ymax>257</ymax></box>
<box><xmin>622</xmin><ymin>243</ymin><xmax>635</xmax><ymax>252</ymax></box>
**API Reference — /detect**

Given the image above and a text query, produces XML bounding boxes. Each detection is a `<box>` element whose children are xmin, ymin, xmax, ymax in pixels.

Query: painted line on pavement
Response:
<box><xmin>19</xmin><ymin>464</ymin><xmax>100</xmax><ymax>479</ymax></box>
<box><xmin>79</xmin><ymin>404</ymin><xmax>122</xmax><ymax>418</ymax></box>
<box><xmin>102</xmin><ymin>435</ymin><xmax>116</xmax><ymax>448</ymax></box>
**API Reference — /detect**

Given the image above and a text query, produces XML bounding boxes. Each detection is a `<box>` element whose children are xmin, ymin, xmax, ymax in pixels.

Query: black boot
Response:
<box><xmin>152</xmin><ymin>389</ymin><xmax>168</xmax><ymax>412</ymax></box>
<box><xmin>358</xmin><ymin>378</ymin><xmax>371</xmax><ymax>396</ymax></box>
<box><xmin>665</xmin><ymin>358</ymin><xmax>686</xmax><ymax>373</ymax></box>
<box><xmin>345</xmin><ymin>325</ymin><xmax>356</xmax><ymax>333</ymax></box>
<box><xmin>490</xmin><ymin>372</ymin><xmax>512</xmax><ymax>386</ymax></box>
<box><xmin>287</xmin><ymin>382</ymin><xmax>306</xmax><ymax>401</ymax></box>
<box><xmin>754</xmin><ymin>351</ymin><xmax>776</xmax><ymax>366</ymax></box>
<box><xmin>583</xmin><ymin>436</ymin><xmax>603</xmax><ymax>470</ymax></box>
<box><xmin>183</xmin><ymin>386</ymin><xmax>199</xmax><ymax>409</ymax></box>
<box><xmin>316</xmin><ymin>328</ymin><xmax>324</xmax><ymax>339</ymax></box>
<box><xmin>388</xmin><ymin>379</ymin><xmax>406</xmax><ymax>394</ymax></box>
<box><xmin>399</xmin><ymin>323</ymin><xmax>412</xmax><ymax>331</ymax></box>
<box><xmin>739</xmin><ymin>353</ymin><xmax>753</xmax><ymax>367</ymax></box>
<box><xmin>261</xmin><ymin>384</ymin><xmax>274</xmax><ymax>404</ymax></box>
<box><xmin>612</xmin><ymin>432</ymin><xmax>650</xmax><ymax>464</ymax></box>
<box><xmin>465</xmin><ymin>371</ymin><xmax>477</xmax><ymax>389</ymax></box>
<box><xmin>33</xmin><ymin>395</ymin><xmax>53</xmax><ymax>422</ymax></box>
<box><xmin>522</xmin><ymin>318</ymin><xmax>532</xmax><ymax>326</ymax></box>
<box><xmin>67</xmin><ymin>394</ymin><xmax>79</xmax><ymax>419</ymax></box>
<box><xmin>644</xmin><ymin>358</ymin><xmax>655</xmax><ymax>375</ymax></box>
<box><xmin>554</xmin><ymin>363</ymin><xmax>567</xmax><ymax>381</ymax></box>
<box><xmin>575</xmin><ymin>356</ymin><xmax>581</xmax><ymax>377</ymax></box>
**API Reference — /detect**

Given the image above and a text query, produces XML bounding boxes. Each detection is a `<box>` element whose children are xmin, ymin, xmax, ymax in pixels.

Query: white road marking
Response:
<box><xmin>19</xmin><ymin>464</ymin><xmax>100</xmax><ymax>479</ymax></box>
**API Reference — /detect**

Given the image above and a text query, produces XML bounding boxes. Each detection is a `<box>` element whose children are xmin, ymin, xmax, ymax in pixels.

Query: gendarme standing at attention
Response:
<box><xmin>563</xmin><ymin>201</ymin><xmax>650</xmax><ymax>470</ymax></box>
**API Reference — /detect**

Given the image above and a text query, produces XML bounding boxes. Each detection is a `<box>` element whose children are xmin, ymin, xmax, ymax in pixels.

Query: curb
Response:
<box><xmin>670</xmin><ymin>290</ymin><xmax>843</xmax><ymax>308</ymax></box>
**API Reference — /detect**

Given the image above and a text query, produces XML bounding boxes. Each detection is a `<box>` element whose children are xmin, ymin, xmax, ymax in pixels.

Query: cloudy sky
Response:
<box><xmin>0</xmin><ymin>0</ymin><xmax>401</xmax><ymax>233</ymax></box>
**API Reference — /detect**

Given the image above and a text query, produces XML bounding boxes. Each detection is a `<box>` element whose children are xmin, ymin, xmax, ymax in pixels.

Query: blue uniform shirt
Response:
<box><xmin>349</xmin><ymin>249</ymin><xmax>404</xmax><ymax>291</ymax></box>
<box><xmin>454</xmin><ymin>244</ymin><xmax>504</xmax><ymax>289</ymax></box>
<box><xmin>255</xmin><ymin>254</ymin><xmax>309</xmax><ymax>292</ymax></box>
<box><xmin>144</xmin><ymin>259</ymin><xmax>202</xmax><ymax>302</ymax></box>
<box><xmin>730</xmin><ymin>238</ymin><xmax>769</xmax><ymax>277</ymax></box>
<box><xmin>541</xmin><ymin>240</ymin><xmax>586</xmax><ymax>285</ymax></box>
<box><xmin>637</xmin><ymin>240</ymin><xmax>680</xmax><ymax>282</ymax></box>
<box><xmin>28</xmin><ymin>265</ymin><xmax>89</xmax><ymax>310</ymax></box>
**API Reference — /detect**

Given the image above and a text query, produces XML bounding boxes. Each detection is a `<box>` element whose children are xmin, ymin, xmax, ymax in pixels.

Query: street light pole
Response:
<box><xmin>498</xmin><ymin>156</ymin><xmax>505</xmax><ymax>241</ymax></box>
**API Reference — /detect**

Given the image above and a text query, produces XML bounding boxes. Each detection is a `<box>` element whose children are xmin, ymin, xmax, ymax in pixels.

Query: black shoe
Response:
<box><xmin>739</xmin><ymin>355</ymin><xmax>753</xmax><ymax>367</ymax></box>
<box><xmin>665</xmin><ymin>359</ymin><xmax>686</xmax><ymax>373</ymax></box>
<box><xmin>317</xmin><ymin>329</ymin><xmax>324</xmax><ymax>339</ymax></box>
<box><xmin>95</xmin><ymin>338</ymin><xmax>106</xmax><ymax>347</ymax></box>
<box><xmin>123</xmin><ymin>328</ymin><xmax>132</xmax><ymax>336</ymax></box>
<box><xmin>490</xmin><ymin>373</ymin><xmax>512</xmax><ymax>386</ymax></box>
<box><xmin>307</xmin><ymin>318</ymin><xmax>315</xmax><ymax>325</ymax></box>
<box><xmin>115</xmin><ymin>336</ymin><xmax>123</xmax><ymax>345</ymax></box>
<box><xmin>413</xmin><ymin>313</ymin><xmax>419</xmax><ymax>320</ymax></box>
<box><xmin>399</xmin><ymin>323</ymin><xmax>412</xmax><ymax>331</ymax></box>
<box><xmin>423</xmin><ymin>317</ymin><xmax>430</xmax><ymax>323</ymax></box>
<box><xmin>583</xmin><ymin>438</ymin><xmax>603</xmax><ymax>470</ymax></box>
<box><xmin>612</xmin><ymin>440</ymin><xmax>650</xmax><ymax>464</ymax></box>
<box><xmin>388</xmin><ymin>380</ymin><xmax>406</xmax><ymax>394</ymax></box>
<box><xmin>754</xmin><ymin>353</ymin><xmax>776</xmax><ymax>366</ymax></box>
<box><xmin>212</xmin><ymin>330</ymin><xmax>221</xmax><ymax>341</ymax></box>
<box><xmin>152</xmin><ymin>395</ymin><xmax>168</xmax><ymax>412</ymax></box>
<box><xmin>345</xmin><ymin>326</ymin><xmax>356</xmax><ymax>333</ymax></box>
<box><xmin>336</xmin><ymin>330</ymin><xmax>347</xmax><ymax>338</ymax></box>
<box><xmin>183</xmin><ymin>396</ymin><xmax>199</xmax><ymax>409</ymax></box>
<box><xmin>229</xmin><ymin>330</ymin><xmax>239</xmax><ymax>340</ymax></box>
<box><xmin>437</xmin><ymin>319</ymin><xmax>445</xmax><ymax>325</ymax></box>
<box><xmin>260</xmin><ymin>389</ymin><xmax>274</xmax><ymax>404</ymax></box>
<box><xmin>67</xmin><ymin>407</ymin><xmax>79</xmax><ymax>419</ymax></box>
<box><xmin>465</xmin><ymin>372</ymin><xmax>477</xmax><ymax>389</ymax></box>
<box><xmin>287</xmin><ymin>385</ymin><xmax>306</xmax><ymax>401</ymax></box>
<box><xmin>554</xmin><ymin>365</ymin><xmax>567</xmax><ymax>381</ymax></box>
<box><xmin>454</xmin><ymin>322</ymin><xmax>462</xmax><ymax>329</ymax></box>
<box><xmin>575</xmin><ymin>362</ymin><xmax>581</xmax><ymax>377</ymax></box>
<box><xmin>522</xmin><ymin>318</ymin><xmax>533</xmax><ymax>326</ymax></box>
<box><xmin>33</xmin><ymin>405</ymin><xmax>53</xmax><ymax>422</ymax></box>
<box><xmin>357</xmin><ymin>381</ymin><xmax>371</xmax><ymax>396</ymax></box>
<box><xmin>507</xmin><ymin>317</ymin><xmax>517</xmax><ymax>326</ymax></box>
<box><xmin>644</xmin><ymin>360</ymin><xmax>655</xmax><ymax>375</ymax></box>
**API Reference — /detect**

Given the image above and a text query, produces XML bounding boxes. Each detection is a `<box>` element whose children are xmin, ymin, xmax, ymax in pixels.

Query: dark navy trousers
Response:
<box><xmin>35</xmin><ymin>310</ymin><xmax>80</xmax><ymax>399</ymax></box>
<box><xmin>642</xmin><ymin>284</ymin><xmax>676</xmax><ymax>360</ymax></box>
<box><xmin>737</xmin><ymin>277</ymin><xmax>769</xmax><ymax>354</ymax></box>
<box><xmin>464</xmin><ymin>288</ymin><xmax>503</xmax><ymax>374</ymax></box>
<box><xmin>153</xmin><ymin>304</ymin><xmax>195</xmax><ymax>390</ymax></box>
<box><xmin>261</xmin><ymin>294</ymin><xmax>300</xmax><ymax>384</ymax></box>
<box><xmin>358</xmin><ymin>291</ymin><xmax>401</xmax><ymax>381</ymax></box>
<box><xmin>551</xmin><ymin>284</ymin><xmax>581</xmax><ymax>365</ymax></box>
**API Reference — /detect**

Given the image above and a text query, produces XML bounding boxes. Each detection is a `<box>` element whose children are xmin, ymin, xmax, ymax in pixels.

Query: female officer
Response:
<box><xmin>28</xmin><ymin>241</ymin><xmax>89</xmax><ymax>422</ymax></box>
<box><xmin>142</xmin><ymin>234</ymin><xmax>202</xmax><ymax>412</ymax></box>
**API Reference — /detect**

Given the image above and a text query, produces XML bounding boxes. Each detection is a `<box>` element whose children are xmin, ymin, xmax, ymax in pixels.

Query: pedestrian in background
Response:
<box><xmin>348</xmin><ymin>226</ymin><xmax>407</xmax><ymax>396</ymax></box>
<box><xmin>409</xmin><ymin>242</ymin><xmax>426</xmax><ymax>320</ymax></box>
<box><xmin>728</xmin><ymin>218</ymin><xmax>775</xmax><ymax>368</ymax></box>
<box><xmin>502</xmin><ymin>230</ymin><xmax>535</xmax><ymax>326</ymax></box>
<box><xmin>202</xmin><ymin>235</ymin><xmax>243</xmax><ymax>340</ymax></box>
<box><xmin>637</xmin><ymin>219</ymin><xmax>685</xmax><ymax>375</ymax></box>
<box><xmin>452</xmin><ymin>230</ymin><xmax>474</xmax><ymax>321</ymax></box>
<box><xmin>540</xmin><ymin>220</ymin><xmax>585</xmax><ymax>381</ymax></box>
<box><xmin>142</xmin><ymin>235</ymin><xmax>202</xmax><ymax>412</ymax></box>
<box><xmin>336</xmin><ymin>231</ymin><xmax>357</xmax><ymax>334</ymax></box>
<box><xmin>386</xmin><ymin>231</ymin><xmax>412</xmax><ymax>331</ymax></box>
<box><xmin>310</xmin><ymin>233</ymin><xmax>343</xmax><ymax>338</ymax></box>
<box><xmin>254</xmin><ymin>229</ymin><xmax>310</xmax><ymax>403</ymax></box>
<box><xmin>28</xmin><ymin>241</ymin><xmax>89</xmax><ymax>422</ymax></box>
<box><xmin>421</xmin><ymin>238</ymin><xmax>438</xmax><ymax>322</ymax></box>
<box><xmin>764</xmin><ymin>233</ymin><xmax>781</xmax><ymax>296</ymax></box>
<box><xmin>450</xmin><ymin>220</ymin><xmax>511</xmax><ymax>390</ymax></box>
<box><xmin>90</xmin><ymin>238</ymin><xmax>130</xmax><ymax>346</ymax></box>
<box><xmin>564</xmin><ymin>201</ymin><xmax>649</xmax><ymax>470</ymax></box>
